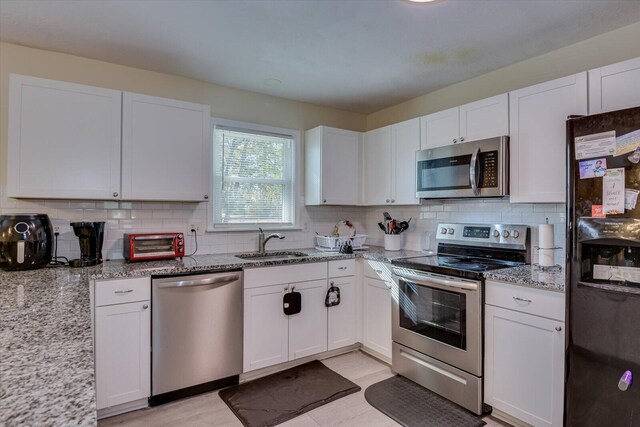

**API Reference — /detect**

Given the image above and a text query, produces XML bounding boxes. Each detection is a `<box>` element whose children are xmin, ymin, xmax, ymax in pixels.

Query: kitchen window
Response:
<box><xmin>210</xmin><ymin>118</ymin><xmax>299</xmax><ymax>231</ymax></box>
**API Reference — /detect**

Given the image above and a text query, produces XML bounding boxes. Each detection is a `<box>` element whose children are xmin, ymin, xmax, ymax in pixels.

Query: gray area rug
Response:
<box><xmin>219</xmin><ymin>360</ymin><xmax>361</xmax><ymax>427</ymax></box>
<box><xmin>365</xmin><ymin>375</ymin><xmax>486</xmax><ymax>427</ymax></box>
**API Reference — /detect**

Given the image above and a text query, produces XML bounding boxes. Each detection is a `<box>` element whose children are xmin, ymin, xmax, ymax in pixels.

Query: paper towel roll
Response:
<box><xmin>539</xmin><ymin>248</ymin><xmax>555</xmax><ymax>267</ymax></box>
<box><xmin>538</xmin><ymin>224</ymin><xmax>554</xmax><ymax>249</ymax></box>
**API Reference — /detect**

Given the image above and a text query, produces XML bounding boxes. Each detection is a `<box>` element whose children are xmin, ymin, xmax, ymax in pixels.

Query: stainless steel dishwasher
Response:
<box><xmin>150</xmin><ymin>271</ymin><xmax>243</xmax><ymax>406</ymax></box>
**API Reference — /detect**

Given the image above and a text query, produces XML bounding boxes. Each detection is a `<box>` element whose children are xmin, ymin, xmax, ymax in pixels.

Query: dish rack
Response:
<box><xmin>315</xmin><ymin>234</ymin><xmax>368</xmax><ymax>251</ymax></box>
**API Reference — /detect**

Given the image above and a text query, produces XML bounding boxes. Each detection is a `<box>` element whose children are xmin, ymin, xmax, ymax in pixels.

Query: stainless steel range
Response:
<box><xmin>391</xmin><ymin>223</ymin><xmax>530</xmax><ymax>415</ymax></box>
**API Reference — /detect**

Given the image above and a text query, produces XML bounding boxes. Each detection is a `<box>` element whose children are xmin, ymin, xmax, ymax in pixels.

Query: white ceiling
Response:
<box><xmin>1</xmin><ymin>0</ymin><xmax>639</xmax><ymax>114</ymax></box>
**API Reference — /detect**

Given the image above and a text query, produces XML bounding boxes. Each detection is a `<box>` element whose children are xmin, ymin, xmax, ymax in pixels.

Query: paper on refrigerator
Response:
<box><xmin>602</xmin><ymin>168</ymin><xmax>625</xmax><ymax>215</ymax></box>
<box><xmin>615</xmin><ymin>129</ymin><xmax>640</xmax><ymax>156</ymax></box>
<box><xmin>625</xmin><ymin>188</ymin><xmax>639</xmax><ymax>210</ymax></box>
<box><xmin>574</xmin><ymin>131</ymin><xmax>616</xmax><ymax>160</ymax></box>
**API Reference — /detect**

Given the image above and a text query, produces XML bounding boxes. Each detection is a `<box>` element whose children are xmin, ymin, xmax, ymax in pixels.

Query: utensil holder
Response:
<box><xmin>384</xmin><ymin>234</ymin><xmax>403</xmax><ymax>251</ymax></box>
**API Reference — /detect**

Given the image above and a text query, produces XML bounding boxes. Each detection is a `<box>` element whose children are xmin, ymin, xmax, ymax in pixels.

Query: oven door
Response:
<box><xmin>415</xmin><ymin>136</ymin><xmax>508</xmax><ymax>199</ymax></box>
<box><xmin>392</xmin><ymin>267</ymin><xmax>482</xmax><ymax>376</ymax></box>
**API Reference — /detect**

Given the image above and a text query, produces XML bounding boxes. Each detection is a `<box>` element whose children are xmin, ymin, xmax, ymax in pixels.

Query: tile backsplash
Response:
<box><xmin>365</xmin><ymin>199</ymin><xmax>566</xmax><ymax>266</ymax></box>
<box><xmin>0</xmin><ymin>183</ymin><xmax>565</xmax><ymax>266</ymax></box>
<box><xmin>0</xmin><ymin>186</ymin><xmax>367</xmax><ymax>260</ymax></box>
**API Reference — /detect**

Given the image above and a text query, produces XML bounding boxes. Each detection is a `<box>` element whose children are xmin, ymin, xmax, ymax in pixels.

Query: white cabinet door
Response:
<box><xmin>305</xmin><ymin>126</ymin><xmax>362</xmax><ymax>206</ymax></box>
<box><xmin>391</xmin><ymin>118</ymin><xmax>420</xmax><ymax>205</ymax></box>
<box><xmin>7</xmin><ymin>74</ymin><xmax>122</xmax><ymax>199</ymax></box>
<box><xmin>95</xmin><ymin>301</ymin><xmax>150</xmax><ymax>409</ymax></box>
<box><xmin>509</xmin><ymin>73</ymin><xmax>587</xmax><ymax>203</ymax></box>
<box><xmin>485</xmin><ymin>304</ymin><xmax>565</xmax><ymax>427</ymax></box>
<box><xmin>288</xmin><ymin>279</ymin><xmax>328</xmax><ymax>360</ymax></box>
<box><xmin>364</xmin><ymin>126</ymin><xmax>392</xmax><ymax>205</ymax></box>
<box><xmin>420</xmin><ymin>107</ymin><xmax>459</xmax><ymax>150</ymax></box>
<box><xmin>362</xmin><ymin>278</ymin><xmax>392</xmax><ymax>359</ymax></box>
<box><xmin>459</xmin><ymin>93</ymin><xmax>509</xmax><ymax>142</ymax></box>
<box><xmin>121</xmin><ymin>92</ymin><xmax>211</xmax><ymax>201</ymax></box>
<box><xmin>589</xmin><ymin>57</ymin><xmax>640</xmax><ymax>114</ymax></box>
<box><xmin>243</xmin><ymin>284</ymin><xmax>289</xmax><ymax>372</ymax></box>
<box><xmin>327</xmin><ymin>276</ymin><xmax>357</xmax><ymax>351</ymax></box>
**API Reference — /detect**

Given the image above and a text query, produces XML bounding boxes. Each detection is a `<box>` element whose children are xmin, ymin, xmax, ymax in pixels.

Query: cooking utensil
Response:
<box><xmin>383</xmin><ymin>212</ymin><xmax>392</xmax><ymax>221</ymax></box>
<box><xmin>378</xmin><ymin>222</ymin><xmax>387</xmax><ymax>234</ymax></box>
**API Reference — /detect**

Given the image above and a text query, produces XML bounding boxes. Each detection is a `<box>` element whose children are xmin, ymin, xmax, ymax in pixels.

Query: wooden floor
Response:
<box><xmin>100</xmin><ymin>350</ymin><xmax>509</xmax><ymax>427</ymax></box>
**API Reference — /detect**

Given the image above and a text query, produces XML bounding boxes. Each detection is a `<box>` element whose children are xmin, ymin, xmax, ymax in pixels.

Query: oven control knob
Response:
<box><xmin>493</xmin><ymin>229</ymin><xmax>500</xmax><ymax>238</ymax></box>
<box><xmin>178</xmin><ymin>247</ymin><xmax>184</xmax><ymax>253</ymax></box>
<box><xmin>177</xmin><ymin>234</ymin><xmax>183</xmax><ymax>240</ymax></box>
<box><xmin>178</xmin><ymin>241</ymin><xmax>183</xmax><ymax>246</ymax></box>
<box><xmin>512</xmin><ymin>230</ymin><xmax>520</xmax><ymax>238</ymax></box>
<box><xmin>502</xmin><ymin>230</ymin><xmax>510</xmax><ymax>238</ymax></box>
<box><xmin>440</xmin><ymin>227</ymin><xmax>448</xmax><ymax>234</ymax></box>
<box><xmin>448</xmin><ymin>228</ymin><xmax>455</xmax><ymax>235</ymax></box>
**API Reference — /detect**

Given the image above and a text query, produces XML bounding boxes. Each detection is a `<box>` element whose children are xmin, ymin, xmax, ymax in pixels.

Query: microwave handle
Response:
<box><xmin>469</xmin><ymin>147</ymin><xmax>480</xmax><ymax>196</ymax></box>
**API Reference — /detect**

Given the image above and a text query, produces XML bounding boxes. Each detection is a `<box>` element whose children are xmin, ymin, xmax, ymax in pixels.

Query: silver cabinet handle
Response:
<box><xmin>291</xmin><ymin>286</ymin><xmax>296</xmax><ymax>291</ymax></box>
<box><xmin>204</xmin><ymin>195</ymin><xmax>209</xmax><ymax>200</ymax></box>
<box><xmin>338</xmin><ymin>267</ymin><xmax>347</xmax><ymax>270</ymax></box>
<box><xmin>386</xmin><ymin>199</ymin><xmax>390</xmax><ymax>203</ymax></box>
<box><xmin>460</xmin><ymin>137</ymin><xmax>465</xmax><ymax>142</ymax></box>
<box><xmin>113</xmin><ymin>192</ymin><xmax>119</xmax><ymax>197</ymax></box>
<box><xmin>391</xmin><ymin>199</ymin><xmax>395</xmax><ymax>203</ymax></box>
<box><xmin>114</xmin><ymin>289</ymin><xmax>133</xmax><ymax>294</ymax></box>
<box><xmin>142</xmin><ymin>304</ymin><xmax>149</xmax><ymax>310</ymax></box>
<box><xmin>453</xmin><ymin>138</ymin><xmax>457</xmax><ymax>143</ymax></box>
<box><xmin>375</xmin><ymin>270</ymin><xmax>383</xmax><ymax>274</ymax></box>
<box><xmin>555</xmin><ymin>326</ymin><xmax>562</xmax><ymax>331</ymax></box>
<box><xmin>513</xmin><ymin>296</ymin><xmax>532</xmax><ymax>303</ymax></box>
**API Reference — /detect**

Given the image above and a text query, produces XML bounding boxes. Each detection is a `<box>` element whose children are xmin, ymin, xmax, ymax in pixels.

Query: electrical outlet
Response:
<box><xmin>188</xmin><ymin>223</ymin><xmax>201</xmax><ymax>235</ymax></box>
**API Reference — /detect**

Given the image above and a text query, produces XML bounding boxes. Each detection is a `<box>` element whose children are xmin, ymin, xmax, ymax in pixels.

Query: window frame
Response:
<box><xmin>208</xmin><ymin>117</ymin><xmax>301</xmax><ymax>232</ymax></box>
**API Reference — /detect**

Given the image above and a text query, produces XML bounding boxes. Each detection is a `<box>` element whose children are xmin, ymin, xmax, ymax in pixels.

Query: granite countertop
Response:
<box><xmin>0</xmin><ymin>245</ymin><xmax>421</xmax><ymax>425</ymax></box>
<box><xmin>0</xmin><ymin>268</ymin><xmax>96</xmax><ymax>426</ymax></box>
<box><xmin>484</xmin><ymin>264</ymin><xmax>566</xmax><ymax>293</ymax></box>
<box><xmin>88</xmin><ymin>246</ymin><xmax>424</xmax><ymax>280</ymax></box>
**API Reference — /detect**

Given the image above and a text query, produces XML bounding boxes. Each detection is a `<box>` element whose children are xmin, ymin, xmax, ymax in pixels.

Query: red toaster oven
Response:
<box><xmin>123</xmin><ymin>233</ymin><xmax>184</xmax><ymax>261</ymax></box>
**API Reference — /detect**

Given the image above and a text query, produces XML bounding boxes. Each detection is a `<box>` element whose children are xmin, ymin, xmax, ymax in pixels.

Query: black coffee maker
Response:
<box><xmin>0</xmin><ymin>214</ymin><xmax>53</xmax><ymax>271</ymax></box>
<box><xmin>69</xmin><ymin>222</ymin><xmax>105</xmax><ymax>267</ymax></box>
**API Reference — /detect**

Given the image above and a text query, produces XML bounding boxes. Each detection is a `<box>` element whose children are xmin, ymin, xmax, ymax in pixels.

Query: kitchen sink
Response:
<box><xmin>235</xmin><ymin>251</ymin><xmax>309</xmax><ymax>261</ymax></box>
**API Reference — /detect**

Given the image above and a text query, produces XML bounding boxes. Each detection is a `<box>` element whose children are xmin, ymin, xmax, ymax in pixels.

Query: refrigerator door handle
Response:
<box><xmin>578</xmin><ymin>281</ymin><xmax>640</xmax><ymax>296</ymax></box>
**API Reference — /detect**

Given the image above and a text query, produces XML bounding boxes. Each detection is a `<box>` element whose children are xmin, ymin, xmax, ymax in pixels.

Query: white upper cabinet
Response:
<box><xmin>588</xmin><ymin>57</ymin><xmax>640</xmax><ymax>114</ymax></box>
<box><xmin>420</xmin><ymin>94</ymin><xmax>509</xmax><ymax>150</ymax></box>
<box><xmin>305</xmin><ymin>126</ymin><xmax>362</xmax><ymax>205</ymax></box>
<box><xmin>459</xmin><ymin>94</ymin><xmax>509</xmax><ymax>142</ymax></box>
<box><xmin>121</xmin><ymin>92</ymin><xmax>211</xmax><ymax>201</ymax></box>
<box><xmin>364</xmin><ymin>126</ymin><xmax>393</xmax><ymax>205</ymax></box>
<box><xmin>391</xmin><ymin>118</ymin><xmax>420</xmax><ymax>205</ymax></box>
<box><xmin>509</xmin><ymin>73</ymin><xmax>587</xmax><ymax>203</ymax></box>
<box><xmin>364</xmin><ymin>119</ymin><xmax>420</xmax><ymax>206</ymax></box>
<box><xmin>420</xmin><ymin>107</ymin><xmax>459</xmax><ymax>149</ymax></box>
<box><xmin>8</xmin><ymin>74</ymin><xmax>122</xmax><ymax>199</ymax></box>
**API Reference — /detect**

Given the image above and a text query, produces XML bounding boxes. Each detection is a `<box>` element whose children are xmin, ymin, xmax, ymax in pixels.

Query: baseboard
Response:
<box><xmin>359</xmin><ymin>346</ymin><xmax>392</xmax><ymax>365</ymax></box>
<box><xmin>240</xmin><ymin>344</ymin><xmax>361</xmax><ymax>382</ymax></box>
<box><xmin>97</xmin><ymin>398</ymin><xmax>148</xmax><ymax>420</ymax></box>
<box><xmin>490</xmin><ymin>408</ymin><xmax>533</xmax><ymax>427</ymax></box>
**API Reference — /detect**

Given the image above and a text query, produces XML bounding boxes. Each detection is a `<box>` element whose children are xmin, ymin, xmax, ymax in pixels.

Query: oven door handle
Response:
<box><xmin>394</xmin><ymin>269</ymin><xmax>478</xmax><ymax>291</ymax></box>
<box><xmin>469</xmin><ymin>147</ymin><xmax>481</xmax><ymax>196</ymax></box>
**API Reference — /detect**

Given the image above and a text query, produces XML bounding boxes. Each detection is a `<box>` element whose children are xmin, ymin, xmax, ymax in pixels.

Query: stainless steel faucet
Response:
<box><xmin>258</xmin><ymin>228</ymin><xmax>285</xmax><ymax>254</ymax></box>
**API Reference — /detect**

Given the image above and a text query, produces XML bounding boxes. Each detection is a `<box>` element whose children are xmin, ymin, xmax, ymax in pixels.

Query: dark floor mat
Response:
<box><xmin>365</xmin><ymin>375</ymin><xmax>486</xmax><ymax>427</ymax></box>
<box><xmin>219</xmin><ymin>360</ymin><xmax>361</xmax><ymax>427</ymax></box>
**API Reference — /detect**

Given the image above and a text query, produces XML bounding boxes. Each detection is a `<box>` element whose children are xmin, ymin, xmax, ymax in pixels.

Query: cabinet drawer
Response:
<box><xmin>328</xmin><ymin>259</ymin><xmax>355</xmax><ymax>277</ymax></box>
<box><xmin>485</xmin><ymin>280</ymin><xmax>565</xmax><ymax>321</ymax></box>
<box><xmin>363</xmin><ymin>259</ymin><xmax>393</xmax><ymax>281</ymax></box>
<box><xmin>244</xmin><ymin>262</ymin><xmax>327</xmax><ymax>289</ymax></box>
<box><xmin>95</xmin><ymin>277</ymin><xmax>150</xmax><ymax>307</ymax></box>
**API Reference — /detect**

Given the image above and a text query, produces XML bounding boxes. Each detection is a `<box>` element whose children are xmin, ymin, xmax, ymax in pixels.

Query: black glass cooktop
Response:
<box><xmin>392</xmin><ymin>254</ymin><xmax>524</xmax><ymax>280</ymax></box>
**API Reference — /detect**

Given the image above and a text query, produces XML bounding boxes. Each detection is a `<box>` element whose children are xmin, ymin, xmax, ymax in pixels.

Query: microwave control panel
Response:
<box><xmin>480</xmin><ymin>151</ymin><xmax>498</xmax><ymax>188</ymax></box>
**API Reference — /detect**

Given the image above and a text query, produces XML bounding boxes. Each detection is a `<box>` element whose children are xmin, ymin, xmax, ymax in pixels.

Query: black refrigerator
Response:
<box><xmin>566</xmin><ymin>106</ymin><xmax>640</xmax><ymax>427</ymax></box>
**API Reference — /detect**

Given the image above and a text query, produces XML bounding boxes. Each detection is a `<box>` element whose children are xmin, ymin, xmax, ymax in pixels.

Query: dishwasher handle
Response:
<box><xmin>156</xmin><ymin>274</ymin><xmax>240</xmax><ymax>289</ymax></box>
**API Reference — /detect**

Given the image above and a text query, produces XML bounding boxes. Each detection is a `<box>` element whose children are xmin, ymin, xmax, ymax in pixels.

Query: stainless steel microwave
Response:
<box><xmin>415</xmin><ymin>136</ymin><xmax>509</xmax><ymax>199</ymax></box>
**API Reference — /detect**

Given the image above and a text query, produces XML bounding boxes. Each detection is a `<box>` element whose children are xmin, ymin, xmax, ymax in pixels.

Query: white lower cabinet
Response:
<box><xmin>243</xmin><ymin>263</ymin><xmax>329</xmax><ymax>372</ymax></box>
<box><xmin>289</xmin><ymin>279</ymin><xmax>329</xmax><ymax>360</ymax></box>
<box><xmin>243</xmin><ymin>284</ymin><xmax>290</xmax><ymax>372</ymax></box>
<box><xmin>362</xmin><ymin>277</ymin><xmax>392</xmax><ymax>359</ymax></box>
<box><xmin>484</xmin><ymin>281</ymin><xmax>565</xmax><ymax>427</ymax></box>
<box><xmin>327</xmin><ymin>276</ymin><xmax>357</xmax><ymax>351</ymax></box>
<box><xmin>93</xmin><ymin>277</ymin><xmax>151</xmax><ymax>412</ymax></box>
